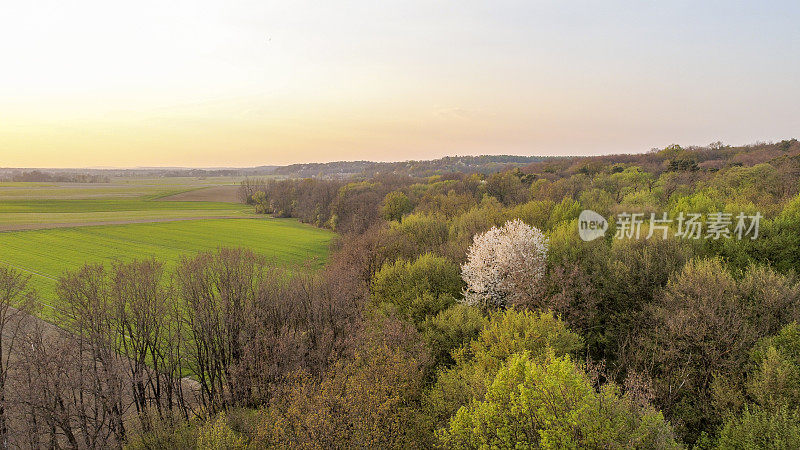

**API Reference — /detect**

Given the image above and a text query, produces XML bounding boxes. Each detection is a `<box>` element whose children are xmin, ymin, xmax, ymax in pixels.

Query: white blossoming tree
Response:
<box><xmin>460</xmin><ymin>219</ymin><xmax>548</xmax><ymax>309</ymax></box>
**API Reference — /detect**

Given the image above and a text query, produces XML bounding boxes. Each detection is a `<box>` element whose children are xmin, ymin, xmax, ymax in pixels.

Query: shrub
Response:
<box><xmin>196</xmin><ymin>412</ymin><xmax>247</xmax><ymax>450</ymax></box>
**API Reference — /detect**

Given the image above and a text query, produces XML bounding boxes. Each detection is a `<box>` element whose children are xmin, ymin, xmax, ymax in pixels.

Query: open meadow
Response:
<box><xmin>0</xmin><ymin>177</ymin><xmax>333</xmax><ymax>317</ymax></box>
<box><xmin>0</xmin><ymin>177</ymin><xmax>251</xmax><ymax>230</ymax></box>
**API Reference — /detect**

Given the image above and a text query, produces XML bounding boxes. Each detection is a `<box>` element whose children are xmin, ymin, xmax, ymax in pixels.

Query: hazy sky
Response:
<box><xmin>2</xmin><ymin>1</ymin><xmax>799</xmax><ymax>167</ymax></box>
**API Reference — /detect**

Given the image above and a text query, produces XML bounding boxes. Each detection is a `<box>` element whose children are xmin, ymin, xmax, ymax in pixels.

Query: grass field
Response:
<box><xmin>0</xmin><ymin>198</ymin><xmax>245</xmax><ymax>213</ymax></box>
<box><xmin>0</xmin><ymin>218</ymin><xmax>334</xmax><ymax>316</ymax></box>
<box><xmin>0</xmin><ymin>199</ymin><xmax>251</xmax><ymax>230</ymax></box>
<box><xmin>0</xmin><ymin>176</ymin><xmax>332</xmax><ymax>319</ymax></box>
<box><xmin>0</xmin><ymin>177</ymin><xmax>253</xmax><ymax>230</ymax></box>
<box><xmin>0</xmin><ymin>177</ymin><xmax>245</xmax><ymax>200</ymax></box>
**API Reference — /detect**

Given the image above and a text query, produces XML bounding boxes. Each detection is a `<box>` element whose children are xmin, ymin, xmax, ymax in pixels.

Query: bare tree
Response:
<box><xmin>176</xmin><ymin>248</ymin><xmax>273</xmax><ymax>412</ymax></box>
<box><xmin>176</xmin><ymin>248</ymin><xmax>365</xmax><ymax>413</ymax></box>
<box><xmin>0</xmin><ymin>265</ymin><xmax>36</xmax><ymax>449</ymax></box>
<box><xmin>57</xmin><ymin>264</ymin><xmax>129</xmax><ymax>448</ymax></box>
<box><xmin>110</xmin><ymin>260</ymin><xmax>190</xmax><ymax>430</ymax></box>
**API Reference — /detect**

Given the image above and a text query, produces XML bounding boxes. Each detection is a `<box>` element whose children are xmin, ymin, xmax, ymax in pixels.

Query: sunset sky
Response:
<box><xmin>2</xmin><ymin>1</ymin><xmax>799</xmax><ymax>168</ymax></box>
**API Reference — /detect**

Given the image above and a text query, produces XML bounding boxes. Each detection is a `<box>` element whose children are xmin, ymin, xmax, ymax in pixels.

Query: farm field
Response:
<box><xmin>157</xmin><ymin>185</ymin><xmax>241</xmax><ymax>202</ymax></box>
<box><xmin>0</xmin><ymin>218</ymin><xmax>334</xmax><ymax>316</ymax></box>
<box><xmin>0</xmin><ymin>199</ymin><xmax>251</xmax><ymax>230</ymax></box>
<box><xmin>0</xmin><ymin>177</ymin><xmax>253</xmax><ymax>230</ymax></box>
<box><xmin>0</xmin><ymin>176</ymin><xmax>332</xmax><ymax>319</ymax></box>
<box><xmin>0</xmin><ymin>177</ymin><xmax>244</xmax><ymax>199</ymax></box>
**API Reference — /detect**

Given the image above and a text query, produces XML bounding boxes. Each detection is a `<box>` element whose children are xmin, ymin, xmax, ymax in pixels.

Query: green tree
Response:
<box><xmin>634</xmin><ymin>259</ymin><xmax>800</xmax><ymax>443</ymax></box>
<box><xmin>251</xmin><ymin>190</ymin><xmax>269</xmax><ymax>214</ymax></box>
<box><xmin>713</xmin><ymin>323</ymin><xmax>800</xmax><ymax>448</ymax></box>
<box><xmin>381</xmin><ymin>190</ymin><xmax>414</xmax><ymax>222</ymax></box>
<box><xmin>716</xmin><ymin>406</ymin><xmax>800</xmax><ymax>450</ymax></box>
<box><xmin>439</xmin><ymin>351</ymin><xmax>680</xmax><ymax>449</ymax></box>
<box><xmin>425</xmin><ymin>309</ymin><xmax>583</xmax><ymax>427</ymax></box>
<box><xmin>372</xmin><ymin>253</ymin><xmax>463</xmax><ymax>324</ymax></box>
<box><xmin>388</xmin><ymin>213</ymin><xmax>450</xmax><ymax>254</ymax></box>
<box><xmin>747</xmin><ymin>322</ymin><xmax>800</xmax><ymax>411</ymax></box>
<box><xmin>421</xmin><ymin>304</ymin><xmax>487</xmax><ymax>368</ymax></box>
<box><xmin>756</xmin><ymin>193</ymin><xmax>800</xmax><ymax>273</ymax></box>
<box><xmin>485</xmin><ymin>171</ymin><xmax>528</xmax><ymax>205</ymax></box>
<box><xmin>254</xmin><ymin>316</ymin><xmax>434</xmax><ymax>448</ymax></box>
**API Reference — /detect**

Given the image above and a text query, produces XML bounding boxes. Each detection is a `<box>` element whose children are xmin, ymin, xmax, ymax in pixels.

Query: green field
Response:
<box><xmin>0</xmin><ymin>177</ymin><xmax>253</xmax><ymax>229</ymax></box>
<box><xmin>0</xmin><ymin>198</ymin><xmax>246</xmax><ymax>213</ymax></box>
<box><xmin>0</xmin><ymin>177</ymin><xmax>244</xmax><ymax>200</ymax></box>
<box><xmin>0</xmin><ymin>199</ymin><xmax>251</xmax><ymax>229</ymax></box>
<box><xmin>0</xmin><ymin>218</ymin><xmax>334</xmax><ymax>315</ymax></box>
<box><xmin>0</xmin><ymin>176</ymin><xmax>331</xmax><ymax>318</ymax></box>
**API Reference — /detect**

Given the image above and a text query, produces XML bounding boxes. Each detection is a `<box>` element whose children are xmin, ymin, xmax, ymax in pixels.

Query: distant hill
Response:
<box><xmin>0</xmin><ymin>156</ymin><xmax>549</xmax><ymax>181</ymax></box>
<box><xmin>519</xmin><ymin>139</ymin><xmax>800</xmax><ymax>178</ymax></box>
<box><xmin>11</xmin><ymin>140</ymin><xmax>798</xmax><ymax>182</ymax></box>
<box><xmin>272</xmin><ymin>155</ymin><xmax>550</xmax><ymax>179</ymax></box>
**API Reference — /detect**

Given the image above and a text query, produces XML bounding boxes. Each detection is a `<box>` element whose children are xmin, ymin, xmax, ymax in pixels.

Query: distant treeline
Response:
<box><xmin>273</xmin><ymin>155</ymin><xmax>549</xmax><ymax>179</ymax></box>
<box><xmin>9</xmin><ymin>144</ymin><xmax>800</xmax><ymax>183</ymax></box>
<box><xmin>120</xmin><ymin>168</ymin><xmax>273</xmax><ymax>178</ymax></box>
<box><xmin>1</xmin><ymin>155</ymin><xmax>554</xmax><ymax>182</ymax></box>
<box><xmin>241</xmin><ymin>139</ymin><xmax>800</xmax><ymax>235</ymax></box>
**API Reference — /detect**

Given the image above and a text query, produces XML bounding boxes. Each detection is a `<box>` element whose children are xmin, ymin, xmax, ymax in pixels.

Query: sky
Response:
<box><xmin>1</xmin><ymin>1</ymin><xmax>799</xmax><ymax>168</ymax></box>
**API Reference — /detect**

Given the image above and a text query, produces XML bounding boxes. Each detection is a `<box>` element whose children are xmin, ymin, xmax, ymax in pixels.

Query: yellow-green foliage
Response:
<box><xmin>372</xmin><ymin>252</ymin><xmax>463</xmax><ymax>323</ymax></box>
<box><xmin>425</xmin><ymin>309</ymin><xmax>583</xmax><ymax>426</ymax></box>
<box><xmin>439</xmin><ymin>351</ymin><xmax>680</xmax><ymax>449</ymax></box>
<box><xmin>448</xmin><ymin>196</ymin><xmax>505</xmax><ymax>246</ymax></box>
<box><xmin>389</xmin><ymin>212</ymin><xmax>449</xmax><ymax>250</ymax></box>
<box><xmin>381</xmin><ymin>190</ymin><xmax>414</xmax><ymax>222</ymax></box>
<box><xmin>196</xmin><ymin>412</ymin><xmax>247</xmax><ymax>450</ymax></box>
<box><xmin>547</xmin><ymin>197</ymin><xmax>581</xmax><ymax>229</ymax></box>
<box><xmin>504</xmin><ymin>199</ymin><xmax>554</xmax><ymax>230</ymax></box>
<box><xmin>716</xmin><ymin>406</ymin><xmax>800</xmax><ymax>449</ymax></box>
<box><xmin>421</xmin><ymin>304</ymin><xmax>488</xmax><ymax>367</ymax></box>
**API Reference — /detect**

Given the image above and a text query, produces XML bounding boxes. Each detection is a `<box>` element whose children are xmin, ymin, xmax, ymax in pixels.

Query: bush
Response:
<box><xmin>196</xmin><ymin>412</ymin><xmax>247</xmax><ymax>450</ymax></box>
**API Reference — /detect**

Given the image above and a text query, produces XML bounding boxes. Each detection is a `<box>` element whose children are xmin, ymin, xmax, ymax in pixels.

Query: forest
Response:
<box><xmin>1</xmin><ymin>139</ymin><xmax>799</xmax><ymax>448</ymax></box>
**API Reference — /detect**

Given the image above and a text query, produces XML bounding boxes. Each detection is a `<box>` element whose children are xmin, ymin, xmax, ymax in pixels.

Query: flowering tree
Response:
<box><xmin>460</xmin><ymin>219</ymin><xmax>548</xmax><ymax>308</ymax></box>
